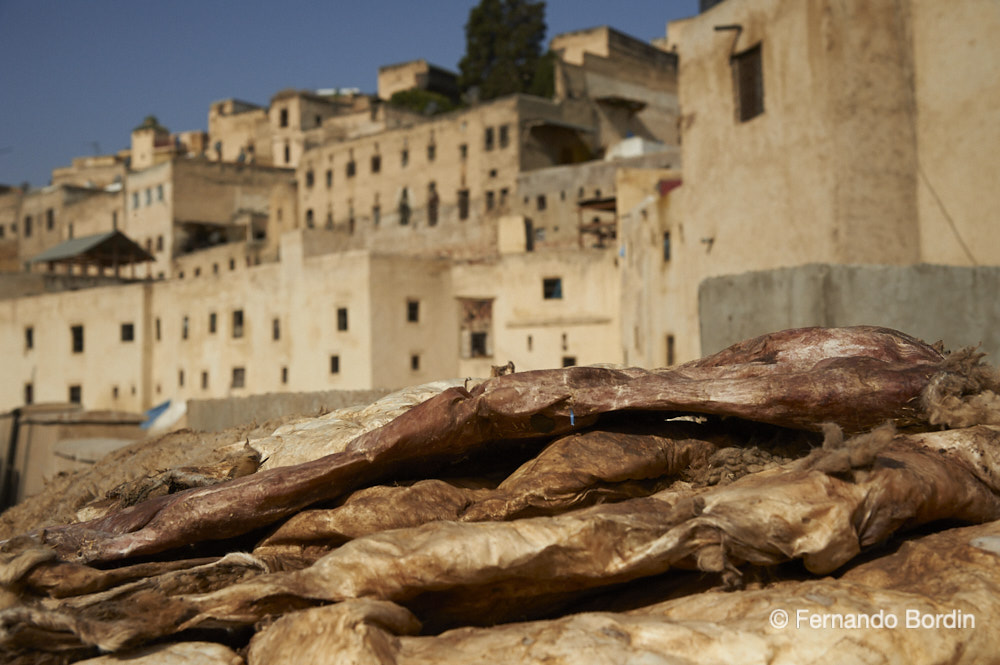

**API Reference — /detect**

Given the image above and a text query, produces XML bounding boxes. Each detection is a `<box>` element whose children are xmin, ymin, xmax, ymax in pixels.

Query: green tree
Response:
<box><xmin>388</xmin><ymin>89</ymin><xmax>458</xmax><ymax>116</ymax></box>
<box><xmin>458</xmin><ymin>0</ymin><xmax>548</xmax><ymax>101</ymax></box>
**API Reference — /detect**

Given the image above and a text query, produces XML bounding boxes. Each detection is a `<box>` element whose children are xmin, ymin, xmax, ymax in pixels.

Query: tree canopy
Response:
<box><xmin>458</xmin><ymin>0</ymin><xmax>550</xmax><ymax>101</ymax></box>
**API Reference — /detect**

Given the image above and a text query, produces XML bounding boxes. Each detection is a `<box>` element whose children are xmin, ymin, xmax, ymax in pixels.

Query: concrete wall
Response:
<box><xmin>186</xmin><ymin>388</ymin><xmax>391</xmax><ymax>432</ymax></box>
<box><xmin>699</xmin><ymin>264</ymin><xmax>1000</xmax><ymax>359</ymax></box>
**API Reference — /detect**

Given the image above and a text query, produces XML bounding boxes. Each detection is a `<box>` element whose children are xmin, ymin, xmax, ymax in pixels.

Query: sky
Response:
<box><xmin>0</xmin><ymin>0</ymin><xmax>699</xmax><ymax>189</ymax></box>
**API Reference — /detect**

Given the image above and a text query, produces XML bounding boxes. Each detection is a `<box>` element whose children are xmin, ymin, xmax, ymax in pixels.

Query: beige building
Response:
<box><xmin>614</xmin><ymin>0</ymin><xmax>1000</xmax><ymax>367</ymax></box>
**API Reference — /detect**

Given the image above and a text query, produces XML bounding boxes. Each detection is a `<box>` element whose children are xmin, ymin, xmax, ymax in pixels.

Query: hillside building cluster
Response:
<box><xmin>2</xmin><ymin>1</ymin><xmax>998</xmax><ymax>419</ymax></box>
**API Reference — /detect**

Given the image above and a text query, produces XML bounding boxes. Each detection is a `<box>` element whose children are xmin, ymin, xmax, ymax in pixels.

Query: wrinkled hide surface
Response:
<box><xmin>1</xmin><ymin>326</ymin><xmax>999</xmax><ymax>664</ymax></box>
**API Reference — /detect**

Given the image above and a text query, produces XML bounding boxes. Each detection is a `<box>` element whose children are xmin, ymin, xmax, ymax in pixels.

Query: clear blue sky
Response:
<box><xmin>0</xmin><ymin>1</ymin><xmax>698</xmax><ymax>189</ymax></box>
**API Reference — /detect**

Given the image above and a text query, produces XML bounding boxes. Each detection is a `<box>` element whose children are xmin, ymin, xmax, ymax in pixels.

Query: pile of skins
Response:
<box><xmin>1</xmin><ymin>325</ymin><xmax>999</xmax><ymax>665</ymax></box>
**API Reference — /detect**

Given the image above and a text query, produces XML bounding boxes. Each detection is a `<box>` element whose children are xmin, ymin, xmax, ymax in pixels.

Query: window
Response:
<box><xmin>284</xmin><ymin>142</ymin><xmax>290</xmax><ymax>164</ymax></box>
<box><xmin>427</xmin><ymin>182</ymin><xmax>439</xmax><ymax>226</ymax></box>
<box><xmin>179</xmin><ymin>369</ymin><xmax>185</xmax><ymax>387</ymax></box>
<box><xmin>121</xmin><ymin>323</ymin><xmax>135</xmax><ymax>342</ymax></box>
<box><xmin>232</xmin><ymin>310</ymin><xmax>244</xmax><ymax>338</ymax></box>
<box><xmin>194</xmin><ymin>267</ymin><xmax>201</xmax><ymax>277</ymax></box>
<box><xmin>69</xmin><ymin>385</ymin><xmax>82</xmax><ymax>404</ymax></box>
<box><xmin>24</xmin><ymin>383</ymin><xmax>33</xmax><ymax>405</ymax></box>
<box><xmin>155</xmin><ymin>317</ymin><xmax>161</xmax><ymax>341</ymax></box>
<box><xmin>279</xmin><ymin>108</ymin><xmax>289</xmax><ymax>127</ymax></box>
<box><xmin>272</xmin><ymin>317</ymin><xmax>280</xmax><ymax>340</ymax></box>
<box><xmin>156</xmin><ymin>184</ymin><xmax>164</xmax><ymax>201</ymax></box>
<box><xmin>305</xmin><ymin>170</ymin><xmax>315</xmax><ymax>187</ymax></box>
<box><xmin>305</xmin><ymin>209</ymin><xmax>314</xmax><ymax>228</ymax></box>
<box><xmin>562</xmin><ymin>356</ymin><xmax>577</xmax><ymax>368</ymax></box>
<box><xmin>562</xmin><ymin>332</ymin><xmax>568</xmax><ymax>351</ymax></box>
<box><xmin>371</xmin><ymin>154</ymin><xmax>381</xmax><ymax>173</ymax></box>
<box><xmin>666</xmin><ymin>334</ymin><xmax>676</xmax><ymax>366</ymax></box>
<box><xmin>407</xmin><ymin>300</ymin><xmax>420</xmax><ymax>322</ymax></box>
<box><xmin>182</xmin><ymin>316</ymin><xmax>189</xmax><ymax>340</ymax></box>
<box><xmin>372</xmin><ymin>204</ymin><xmax>381</xmax><ymax>226</ymax></box>
<box><xmin>500</xmin><ymin>188</ymin><xmax>509</xmax><ymax>207</ymax></box>
<box><xmin>315</xmin><ymin>114</ymin><xmax>322</xmax><ymax>127</ymax></box>
<box><xmin>543</xmin><ymin>277</ymin><xmax>563</xmax><ymax>300</ymax></box>
<box><xmin>112</xmin><ymin>211</ymin><xmax>117</xmax><ymax>228</ymax></box>
<box><xmin>112</xmin><ymin>385</ymin><xmax>119</xmax><ymax>400</ymax></box>
<box><xmin>346</xmin><ymin>160</ymin><xmax>356</xmax><ymax>177</ymax></box>
<box><xmin>663</xmin><ymin>231</ymin><xmax>671</xmax><ymax>262</ymax></box>
<box><xmin>71</xmin><ymin>325</ymin><xmax>84</xmax><ymax>353</ymax></box>
<box><xmin>132</xmin><ymin>192</ymin><xmax>139</xmax><ymax>209</ymax></box>
<box><xmin>485</xmin><ymin>191</ymin><xmax>495</xmax><ymax>211</ymax></box>
<box><xmin>484</xmin><ymin>127</ymin><xmax>495</xmax><ymax>151</ymax></box>
<box><xmin>24</xmin><ymin>326</ymin><xmax>33</xmax><ymax>350</ymax></box>
<box><xmin>209</xmin><ymin>312</ymin><xmax>217</xmax><ymax>334</ymax></box>
<box><xmin>46</xmin><ymin>208</ymin><xmax>54</xmax><ymax>230</ymax></box>
<box><xmin>231</xmin><ymin>367</ymin><xmax>246</xmax><ymax>388</ymax></box>
<box><xmin>527</xmin><ymin>335</ymin><xmax>533</xmax><ymax>351</ymax></box>
<box><xmin>458</xmin><ymin>189</ymin><xmax>470</xmax><ymax>220</ymax></box>
<box><xmin>24</xmin><ymin>215</ymin><xmax>32</xmax><ymax>237</ymax></box>
<box><xmin>398</xmin><ymin>190</ymin><xmax>410</xmax><ymax>226</ymax></box>
<box><xmin>427</xmin><ymin>144</ymin><xmax>436</xmax><ymax>161</ymax></box>
<box><xmin>732</xmin><ymin>44</ymin><xmax>764</xmax><ymax>122</ymax></box>
<box><xmin>213</xmin><ymin>263</ymin><xmax>219</xmax><ymax>274</ymax></box>
<box><xmin>145</xmin><ymin>188</ymin><xmax>152</xmax><ymax>205</ymax></box>
<box><xmin>337</xmin><ymin>307</ymin><xmax>348</xmax><ymax>331</ymax></box>
<box><xmin>202</xmin><ymin>371</ymin><xmax>209</xmax><ymax>389</ymax></box>
<box><xmin>401</xmin><ymin>149</ymin><xmax>409</xmax><ymax>167</ymax></box>
<box><xmin>410</xmin><ymin>354</ymin><xmax>420</xmax><ymax>371</ymax></box>
<box><xmin>499</xmin><ymin>124</ymin><xmax>509</xmax><ymax>148</ymax></box>
<box><xmin>470</xmin><ymin>332</ymin><xmax>488</xmax><ymax>358</ymax></box>
<box><xmin>459</xmin><ymin>143</ymin><xmax>468</xmax><ymax>160</ymax></box>
<box><xmin>326</xmin><ymin>169</ymin><xmax>333</xmax><ymax>188</ymax></box>
<box><xmin>330</xmin><ymin>355</ymin><xmax>340</xmax><ymax>374</ymax></box>
<box><xmin>536</xmin><ymin>195</ymin><xmax>547</xmax><ymax>211</ymax></box>
<box><xmin>281</xmin><ymin>366</ymin><xmax>288</xmax><ymax>384</ymax></box>
<box><xmin>156</xmin><ymin>235</ymin><xmax>164</xmax><ymax>252</ymax></box>
<box><xmin>229</xmin><ymin>258</ymin><xmax>236</xmax><ymax>270</ymax></box>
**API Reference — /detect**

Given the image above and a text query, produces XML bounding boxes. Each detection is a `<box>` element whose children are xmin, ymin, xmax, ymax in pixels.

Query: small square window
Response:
<box><xmin>536</xmin><ymin>195</ymin><xmax>546</xmax><ymax>211</ymax></box>
<box><xmin>458</xmin><ymin>189</ymin><xmax>470</xmax><ymax>220</ymax></box>
<box><xmin>279</xmin><ymin>108</ymin><xmax>289</xmax><ymax>127</ymax></box>
<box><xmin>233</xmin><ymin>309</ymin><xmax>244</xmax><ymax>338</ymax></box>
<box><xmin>346</xmin><ymin>161</ymin><xmax>356</xmax><ymax>178</ymax></box>
<box><xmin>24</xmin><ymin>383</ymin><xmax>33</xmax><ymax>405</ymax></box>
<box><xmin>470</xmin><ymin>332</ymin><xmax>489</xmax><ymax>358</ymax></box>
<box><xmin>663</xmin><ymin>231</ymin><xmax>671</xmax><ymax>262</ymax></box>
<box><xmin>407</xmin><ymin>300</ymin><xmax>420</xmax><ymax>322</ymax></box>
<box><xmin>305</xmin><ymin>170</ymin><xmax>315</xmax><ymax>187</ymax></box>
<box><xmin>179</xmin><ymin>369</ymin><xmax>185</xmax><ymax>387</ymax></box>
<box><xmin>209</xmin><ymin>312</ymin><xmax>217</xmax><ymax>334</ymax></box>
<box><xmin>459</xmin><ymin>143</ymin><xmax>468</xmax><ymax>160</ymax></box>
<box><xmin>155</xmin><ymin>318</ymin><xmax>161</xmax><ymax>341</ymax></box>
<box><xmin>156</xmin><ymin>184</ymin><xmax>164</xmax><ymax>201</ymax></box>
<box><xmin>71</xmin><ymin>325</ymin><xmax>84</xmax><ymax>353</ymax></box>
<box><xmin>543</xmin><ymin>277</ymin><xmax>563</xmax><ymax>300</ymax></box>
<box><xmin>202</xmin><ymin>371</ymin><xmax>209</xmax><ymax>389</ymax></box>
<box><xmin>499</xmin><ymin>124</ymin><xmax>509</xmax><ymax>148</ymax></box>
<box><xmin>69</xmin><ymin>384</ymin><xmax>82</xmax><ymax>404</ymax></box>
<box><xmin>562</xmin><ymin>356</ymin><xmax>577</xmax><ymax>368</ymax></box>
<box><xmin>733</xmin><ymin>43</ymin><xmax>764</xmax><ymax>122</ymax></box>
<box><xmin>229</xmin><ymin>258</ymin><xmax>236</xmax><ymax>270</ymax></box>
<box><xmin>182</xmin><ymin>316</ymin><xmax>189</xmax><ymax>340</ymax></box>
<box><xmin>401</xmin><ymin>149</ymin><xmax>409</xmax><ymax>167</ymax></box>
<box><xmin>330</xmin><ymin>355</ymin><xmax>340</xmax><ymax>374</ymax></box>
<box><xmin>371</xmin><ymin>154</ymin><xmax>381</xmax><ymax>173</ymax></box>
<box><xmin>272</xmin><ymin>317</ymin><xmax>280</xmax><ymax>340</ymax></box>
<box><xmin>156</xmin><ymin>235</ymin><xmax>164</xmax><ymax>252</ymax></box>
<box><xmin>121</xmin><ymin>323</ymin><xmax>135</xmax><ymax>342</ymax></box>
<box><xmin>337</xmin><ymin>307</ymin><xmax>348</xmax><ymax>331</ymax></box>
<box><xmin>231</xmin><ymin>367</ymin><xmax>246</xmax><ymax>388</ymax></box>
<box><xmin>112</xmin><ymin>386</ymin><xmax>119</xmax><ymax>400</ymax></box>
<box><xmin>281</xmin><ymin>366</ymin><xmax>288</xmax><ymax>384</ymax></box>
<box><xmin>485</xmin><ymin>191</ymin><xmax>495</xmax><ymax>211</ymax></box>
<box><xmin>484</xmin><ymin>127</ymin><xmax>495</xmax><ymax>151</ymax></box>
<box><xmin>24</xmin><ymin>326</ymin><xmax>33</xmax><ymax>350</ymax></box>
<box><xmin>46</xmin><ymin>209</ymin><xmax>54</xmax><ymax>230</ymax></box>
<box><xmin>427</xmin><ymin>144</ymin><xmax>436</xmax><ymax>161</ymax></box>
<box><xmin>410</xmin><ymin>354</ymin><xmax>420</xmax><ymax>371</ymax></box>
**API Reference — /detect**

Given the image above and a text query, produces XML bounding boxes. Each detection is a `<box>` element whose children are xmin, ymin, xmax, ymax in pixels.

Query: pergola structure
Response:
<box><xmin>28</xmin><ymin>230</ymin><xmax>154</xmax><ymax>278</ymax></box>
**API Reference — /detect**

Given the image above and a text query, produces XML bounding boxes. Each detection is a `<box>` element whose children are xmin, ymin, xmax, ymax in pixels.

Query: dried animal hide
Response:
<box><xmin>21</xmin><ymin>425</ymin><xmax>1000</xmax><ymax>651</ymax></box>
<box><xmin>254</xmin><ymin>421</ymin><xmax>781</xmax><ymax>565</ymax></box>
<box><xmin>245</xmin><ymin>519</ymin><xmax>1000</xmax><ymax>665</ymax></box>
<box><xmin>29</xmin><ymin>326</ymin><xmax>958</xmax><ymax>566</ymax></box>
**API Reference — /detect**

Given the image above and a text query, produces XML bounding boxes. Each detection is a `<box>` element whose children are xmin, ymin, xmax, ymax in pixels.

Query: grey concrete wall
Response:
<box><xmin>186</xmin><ymin>388</ymin><xmax>391</xmax><ymax>432</ymax></box>
<box><xmin>699</xmin><ymin>264</ymin><xmax>1000</xmax><ymax>359</ymax></box>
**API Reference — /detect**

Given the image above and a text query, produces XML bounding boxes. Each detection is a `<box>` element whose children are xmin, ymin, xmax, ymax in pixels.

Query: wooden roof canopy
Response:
<box><xmin>28</xmin><ymin>230</ymin><xmax>154</xmax><ymax>269</ymax></box>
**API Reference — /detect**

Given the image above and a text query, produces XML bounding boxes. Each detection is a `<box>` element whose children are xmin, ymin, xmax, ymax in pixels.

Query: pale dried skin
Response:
<box><xmin>32</xmin><ymin>326</ymin><xmax>948</xmax><ymax>565</ymax></box>
<box><xmin>247</xmin><ymin>520</ymin><xmax>1000</xmax><ymax>665</ymax></box>
<box><xmin>76</xmin><ymin>641</ymin><xmax>243</xmax><ymax>665</ymax></box>
<box><xmin>35</xmin><ymin>425</ymin><xmax>998</xmax><ymax>649</ymax></box>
